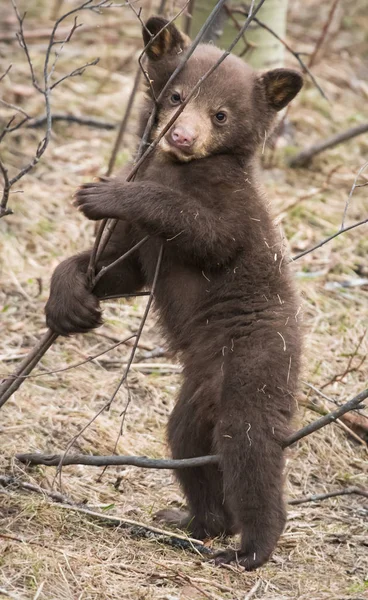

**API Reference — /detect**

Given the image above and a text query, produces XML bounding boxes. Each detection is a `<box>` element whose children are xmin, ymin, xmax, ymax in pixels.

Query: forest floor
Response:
<box><xmin>0</xmin><ymin>0</ymin><xmax>367</xmax><ymax>599</ymax></box>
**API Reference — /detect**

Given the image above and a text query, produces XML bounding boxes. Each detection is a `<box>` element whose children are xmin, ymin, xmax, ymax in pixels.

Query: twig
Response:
<box><xmin>0</xmin><ymin>475</ymin><xmax>73</xmax><ymax>504</ymax></box>
<box><xmin>284</xmin><ymin>388</ymin><xmax>368</xmax><ymax>446</ymax></box>
<box><xmin>26</xmin><ymin>114</ymin><xmax>116</xmax><ymax>129</ymax></box>
<box><xmin>244</xmin><ymin>580</ymin><xmax>262</xmax><ymax>600</ymax></box>
<box><xmin>0</xmin><ymin>588</ymin><xmax>22</xmax><ymax>600</ymax></box>
<box><xmin>92</xmin><ymin>236</ymin><xmax>150</xmax><ymax>286</ymax></box>
<box><xmin>0</xmin><ymin>159</ymin><xmax>12</xmax><ymax>217</ymax></box>
<box><xmin>184</xmin><ymin>0</ymin><xmax>196</xmax><ymax>35</ymax></box>
<box><xmin>106</xmin><ymin>67</ymin><xmax>142</xmax><ymax>176</ymax></box>
<box><xmin>0</xmin><ymin>475</ymin><xmax>212</xmax><ymax>555</ymax></box>
<box><xmin>55</xmin><ymin>504</ymin><xmax>212</xmax><ymax>555</ymax></box>
<box><xmin>289</xmin><ymin>486</ymin><xmax>368</xmax><ymax>505</ymax></box>
<box><xmin>1</xmin><ymin>0</ymin><xmax>124</xmax><ymax>217</ymax></box>
<box><xmin>0</xmin><ymin>64</ymin><xmax>12</xmax><ymax>82</ymax></box>
<box><xmin>308</xmin><ymin>0</ymin><xmax>340</xmax><ymax>68</ymax></box>
<box><xmin>0</xmin><ymin>335</ymin><xmax>136</xmax><ymax>380</ymax></box>
<box><xmin>0</xmin><ymin>330</ymin><xmax>58</xmax><ymax>408</ymax></box>
<box><xmin>16</xmin><ymin>453</ymin><xmax>219</xmax><ymax>469</ymax></box>
<box><xmin>232</xmin><ymin>6</ymin><xmax>327</xmax><ymax>100</ymax></box>
<box><xmin>341</xmin><ymin>161</ymin><xmax>368</xmax><ymax>229</ymax></box>
<box><xmin>292</xmin><ymin>218</ymin><xmax>368</xmax><ymax>261</ymax></box>
<box><xmin>289</xmin><ymin>123</ymin><xmax>368</xmax><ymax>167</ymax></box>
<box><xmin>321</xmin><ymin>329</ymin><xmax>366</xmax><ymax>389</ymax></box>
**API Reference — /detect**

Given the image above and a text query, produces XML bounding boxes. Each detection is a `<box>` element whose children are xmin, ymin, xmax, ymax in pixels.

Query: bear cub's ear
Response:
<box><xmin>143</xmin><ymin>17</ymin><xmax>190</xmax><ymax>61</ymax></box>
<box><xmin>260</xmin><ymin>68</ymin><xmax>303</xmax><ymax>111</ymax></box>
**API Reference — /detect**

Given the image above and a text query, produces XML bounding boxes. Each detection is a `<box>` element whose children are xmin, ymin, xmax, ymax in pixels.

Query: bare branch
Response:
<box><xmin>0</xmin><ymin>159</ymin><xmax>12</xmax><ymax>218</ymax></box>
<box><xmin>289</xmin><ymin>123</ymin><xmax>368</xmax><ymax>167</ymax></box>
<box><xmin>92</xmin><ymin>236</ymin><xmax>150</xmax><ymax>286</ymax></box>
<box><xmin>292</xmin><ymin>218</ymin><xmax>368</xmax><ymax>261</ymax></box>
<box><xmin>341</xmin><ymin>161</ymin><xmax>368</xmax><ymax>229</ymax></box>
<box><xmin>0</xmin><ymin>475</ymin><xmax>212</xmax><ymax>555</ymax></box>
<box><xmin>1</xmin><ymin>0</ymin><xmax>121</xmax><ymax>217</ymax></box>
<box><xmin>0</xmin><ymin>64</ymin><xmax>12</xmax><ymax>83</ymax></box>
<box><xmin>308</xmin><ymin>0</ymin><xmax>340</xmax><ymax>68</ymax></box>
<box><xmin>284</xmin><ymin>388</ymin><xmax>368</xmax><ymax>447</ymax></box>
<box><xmin>0</xmin><ymin>98</ymin><xmax>31</xmax><ymax>119</ymax></box>
<box><xmin>50</xmin><ymin>57</ymin><xmax>100</xmax><ymax>90</ymax></box>
<box><xmin>232</xmin><ymin>5</ymin><xmax>328</xmax><ymax>100</ymax></box>
<box><xmin>0</xmin><ymin>335</ymin><xmax>136</xmax><ymax>380</ymax></box>
<box><xmin>0</xmin><ymin>475</ymin><xmax>73</xmax><ymax>504</ymax></box>
<box><xmin>289</xmin><ymin>486</ymin><xmax>368</xmax><ymax>505</ymax></box>
<box><xmin>105</xmin><ymin>67</ymin><xmax>142</xmax><ymax>175</ymax></box>
<box><xmin>27</xmin><ymin>113</ymin><xmax>116</xmax><ymax>130</ymax></box>
<box><xmin>15</xmin><ymin>389</ymin><xmax>368</xmax><ymax>470</ymax></box>
<box><xmin>16</xmin><ymin>453</ymin><xmax>219</xmax><ymax>469</ymax></box>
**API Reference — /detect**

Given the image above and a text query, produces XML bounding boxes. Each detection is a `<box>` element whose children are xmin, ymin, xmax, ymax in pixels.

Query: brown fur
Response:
<box><xmin>45</xmin><ymin>18</ymin><xmax>303</xmax><ymax>570</ymax></box>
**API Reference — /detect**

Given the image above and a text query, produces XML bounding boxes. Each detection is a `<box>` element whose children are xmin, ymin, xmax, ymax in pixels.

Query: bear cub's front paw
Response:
<box><xmin>74</xmin><ymin>178</ymin><xmax>117</xmax><ymax>221</ymax></box>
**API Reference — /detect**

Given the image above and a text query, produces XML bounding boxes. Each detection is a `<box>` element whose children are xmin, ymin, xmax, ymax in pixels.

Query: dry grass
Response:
<box><xmin>0</xmin><ymin>0</ymin><xmax>367</xmax><ymax>598</ymax></box>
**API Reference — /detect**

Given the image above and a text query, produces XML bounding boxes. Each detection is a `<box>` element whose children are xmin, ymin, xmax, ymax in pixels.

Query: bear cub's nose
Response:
<box><xmin>169</xmin><ymin>125</ymin><xmax>196</xmax><ymax>149</ymax></box>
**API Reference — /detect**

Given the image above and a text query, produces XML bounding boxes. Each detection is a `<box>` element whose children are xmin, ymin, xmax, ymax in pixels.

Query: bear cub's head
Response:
<box><xmin>142</xmin><ymin>17</ymin><xmax>303</xmax><ymax>163</ymax></box>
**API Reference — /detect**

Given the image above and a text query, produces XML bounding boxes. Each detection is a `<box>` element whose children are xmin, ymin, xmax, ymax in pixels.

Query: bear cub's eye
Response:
<box><xmin>214</xmin><ymin>111</ymin><xmax>227</xmax><ymax>124</ymax></box>
<box><xmin>170</xmin><ymin>92</ymin><xmax>181</xmax><ymax>105</ymax></box>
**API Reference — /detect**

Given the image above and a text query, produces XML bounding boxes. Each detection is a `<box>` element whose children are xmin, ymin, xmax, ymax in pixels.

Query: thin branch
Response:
<box><xmin>292</xmin><ymin>218</ymin><xmax>368</xmax><ymax>261</ymax></box>
<box><xmin>341</xmin><ymin>161</ymin><xmax>368</xmax><ymax>229</ymax></box>
<box><xmin>53</xmin><ymin>246</ymin><xmax>164</xmax><ymax>486</ymax></box>
<box><xmin>0</xmin><ymin>330</ymin><xmax>58</xmax><ymax>408</ymax></box>
<box><xmin>232</xmin><ymin>6</ymin><xmax>328</xmax><ymax>100</ymax></box>
<box><xmin>1</xmin><ymin>0</ymin><xmax>121</xmax><ymax>216</ymax></box>
<box><xmin>289</xmin><ymin>123</ymin><xmax>368</xmax><ymax>167</ymax></box>
<box><xmin>105</xmin><ymin>66</ymin><xmax>142</xmax><ymax>176</ymax></box>
<box><xmin>321</xmin><ymin>330</ymin><xmax>367</xmax><ymax>389</ymax></box>
<box><xmin>183</xmin><ymin>0</ymin><xmax>196</xmax><ymax>35</ymax></box>
<box><xmin>284</xmin><ymin>388</ymin><xmax>368</xmax><ymax>446</ymax></box>
<box><xmin>92</xmin><ymin>237</ymin><xmax>149</xmax><ymax>287</ymax></box>
<box><xmin>289</xmin><ymin>486</ymin><xmax>368</xmax><ymax>505</ymax></box>
<box><xmin>0</xmin><ymin>335</ymin><xmax>136</xmax><ymax>380</ymax></box>
<box><xmin>50</xmin><ymin>57</ymin><xmax>100</xmax><ymax>90</ymax></box>
<box><xmin>0</xmin><ymin>475</ymin><xmax>73</xmax><ymax>504</ymax></box>
<box><xmin>0</xmin><ymin>475</ymin><xmax>212</xmax><ymax>555</ymax></box>
<box><xmin>0</xmin><ymin>64</ymin><xmax>12</xmax><ymax>83</ymax></box>
<box><xmin>0</xmin><ymin>98</ymin><xmax>31</xmax><ymax>119</ymax></box>
<box><xmin>0</xmin><ymin>159</ymin><xmax>12</xmax><ymax>218</ymax></box>
<box><xmin>308</xmin><ymin>0</ymin><xmax>340</xmax><ymax>68</ymax></box>
<box><xmin>56</xmin><ymin>504</ymin><xmax>212</xmax><ymax>555</ymax></box>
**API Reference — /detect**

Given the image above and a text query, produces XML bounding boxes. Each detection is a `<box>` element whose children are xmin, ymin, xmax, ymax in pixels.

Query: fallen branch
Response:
<box><xmin>0</xmin><ymin>475</ymin><xmax>212</xmax><ymax>556</ymax></box>
<box><xmin>15</xmin><ymin>453</ymin><xmax>219</xmax><ymax>469</ymax></box>
<box><xmin>0</xmin><ymin>474</ymin><xmax>73</xmax><ymax>504</ymax></box>
<box><xmin>15</xmin><ymin>388</ymin><xmax>368</xmax><ymax>468</ymax></box>
<box><xmin>289</xmin><ymin>486</ymin><xmax>368</xmax><ymax>505</ymax></box>
<box><xmin>27</xmin><ymin>113</ymin><xmax>117</xmax><ymax>130</ymax></box>
<box><xmin>289</xmin><ymin>122</ymin><xmax>368</xmax><ymax>167</ymax></box>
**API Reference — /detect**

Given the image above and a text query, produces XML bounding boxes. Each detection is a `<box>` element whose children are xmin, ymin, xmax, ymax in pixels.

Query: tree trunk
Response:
<box><xmin>187</xmin><ymin>0</ymin><xmax>288</xmax><ymax>69</ymax></box>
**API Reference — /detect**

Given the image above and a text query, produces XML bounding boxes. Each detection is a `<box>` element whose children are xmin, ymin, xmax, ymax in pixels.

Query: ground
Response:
<box><xmin>0</xmin><ymin>1</ymin><xmax>367</xmax><ymax>599</ymax></box>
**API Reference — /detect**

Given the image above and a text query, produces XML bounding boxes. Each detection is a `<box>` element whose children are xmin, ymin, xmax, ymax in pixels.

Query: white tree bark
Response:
<box><xmin>246</xmin><ymin>0</ymin><xmax>288</xmax><ymax>69</ymax></box>
<box><xmin>186</xmin><ymin>0</ymin><xmax>288</xmax><ymax>69</ymax></box>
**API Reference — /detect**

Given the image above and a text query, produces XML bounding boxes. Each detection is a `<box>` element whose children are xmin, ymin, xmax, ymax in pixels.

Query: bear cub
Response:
<box><xmin>45</xmin><ymin>17</ymin><xmax>303</xmax><ymax>570</ymax></box>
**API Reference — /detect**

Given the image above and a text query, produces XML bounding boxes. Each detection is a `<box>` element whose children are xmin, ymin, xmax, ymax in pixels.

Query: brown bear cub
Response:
<box><xmin>46</xmin><ymin>18</ymin><xmax>303</xmax><ymax>570</ymax></box>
